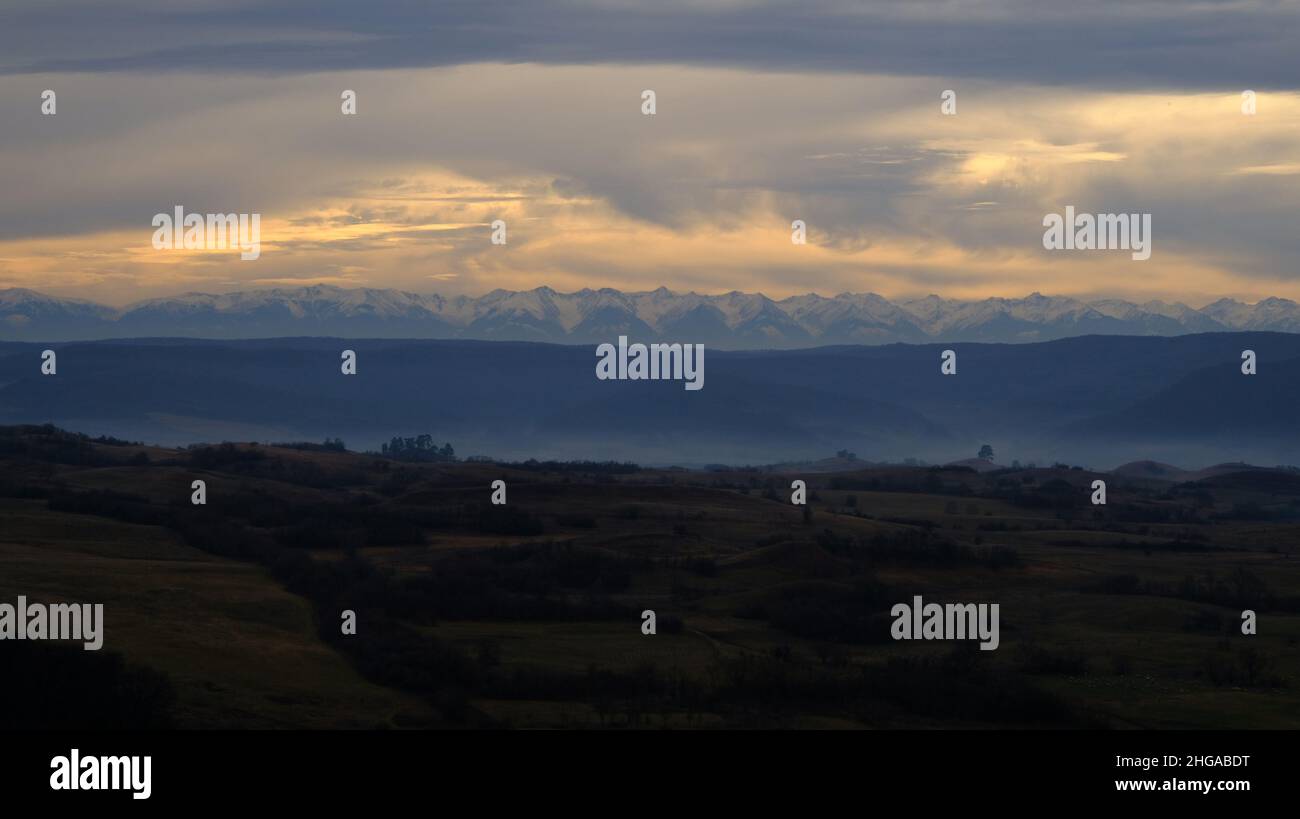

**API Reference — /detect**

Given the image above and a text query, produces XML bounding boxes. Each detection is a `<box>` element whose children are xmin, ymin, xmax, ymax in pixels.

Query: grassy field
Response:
<box><xmin>0</xmin><ymin>494</ymin><xmax>435</xmax><ymax>728</ymax></box>
<box><xmin>1</xmin><ymin>425</ymin><xmax>1297</xmax><ymax>728</ymax></box>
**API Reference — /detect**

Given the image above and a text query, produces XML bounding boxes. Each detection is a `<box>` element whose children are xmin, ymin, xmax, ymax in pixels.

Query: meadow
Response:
<box><xmin>1</xmin><ymin>425</ymin><xmax>1296</xmax><ymax>729</ymax></box>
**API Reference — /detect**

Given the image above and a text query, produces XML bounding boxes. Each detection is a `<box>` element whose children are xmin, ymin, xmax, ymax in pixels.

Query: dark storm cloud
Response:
<box><xmin>2</xmin><ymin>0</ymin><xmax>1298</xmax><ymax>89</ymax></box>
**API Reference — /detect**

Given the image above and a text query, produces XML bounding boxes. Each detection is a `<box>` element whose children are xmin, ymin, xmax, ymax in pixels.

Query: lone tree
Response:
<box><xmin>978</xmin><ymin>444</ymin><xmax>995</xmax><ymax>462</ymax></box>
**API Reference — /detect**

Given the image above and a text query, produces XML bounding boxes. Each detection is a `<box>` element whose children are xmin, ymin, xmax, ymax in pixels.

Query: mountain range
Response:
<box><xmin>3</xmin><ymin>332</ymin><xmax>1298</xmax><ymax>467</ymax></box>
<box><xmin>3</xmin><ymin>286</ymin><xmax>1300</xmax><ymax>347</ymax></box>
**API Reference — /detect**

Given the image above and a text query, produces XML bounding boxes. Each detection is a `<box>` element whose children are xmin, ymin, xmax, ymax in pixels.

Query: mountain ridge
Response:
<box><xmin>3</xmin><ymin>331</ymin><xmax>1297</xmax><ymax>467</ymax></box>
<box><xmin>3</xmin><ymin>285</ymin><xmax>1299</xmax><ymax>348</ymax></box>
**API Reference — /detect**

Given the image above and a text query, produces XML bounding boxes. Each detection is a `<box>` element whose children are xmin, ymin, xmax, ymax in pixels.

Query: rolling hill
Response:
<box><xmin>1</xmin><ymin>332</ymin><xmax>1297</xmax><ymax>467</ymax></box>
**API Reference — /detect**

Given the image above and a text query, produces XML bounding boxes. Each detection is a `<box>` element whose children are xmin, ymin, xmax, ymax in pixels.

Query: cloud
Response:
<box><xmin>3</xmin><ymin>1</ymin><xmax>1299</xmax><ymax>91</ymax></box>
<box><xmin>1233</xmin><ymin>163</ymin><xmax>1300</xmax><ymax>176</ymax></box>
<box><xmin>1</xmin><ymin>57</ymin><xmax>1299</xmax><ymax>306</ymax></box>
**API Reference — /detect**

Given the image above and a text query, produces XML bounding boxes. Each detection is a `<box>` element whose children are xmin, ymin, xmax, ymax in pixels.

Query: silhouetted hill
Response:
<box><xmin>1</xmin><ymin>332</ymin><xmax>1296</xmax><ymax>467</ymax></box>
<box><xmin>1112</xmin><ymin>460</ymin><xmax>1189</xmax><ymax>481</ymax></box>
<box><xmin>1066</xmin><ymin>352</ymin><xmax>1300</xmax><ymax>453</ymax></box>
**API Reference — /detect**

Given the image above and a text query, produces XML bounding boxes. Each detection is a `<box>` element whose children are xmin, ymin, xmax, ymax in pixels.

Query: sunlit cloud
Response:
<box><xmin>0</xmin><ymin>64</ymin><xmax>1298</xmax><ymax>306</ymax></box>
<box><xmin>1233</xmin><ymin>163</ymin><xmax>1300</xmax><ymax>176</ymax></box>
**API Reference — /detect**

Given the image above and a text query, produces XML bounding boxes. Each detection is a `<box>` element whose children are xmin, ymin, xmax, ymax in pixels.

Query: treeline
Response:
<box><xmin>814</xmin><ymin>528</ymin><xmax>1020</xmax><ymax>570</ymax></box>
<box><xmin>182</xmin><ymin>443</ymin><xmax>371</xmax><ymax>487</ymax></box>
<box><xmin>42</xmin><ymin>481</ymin><xmax>552</xmax><ymax>547</ymax></box>
<box><xmin>399</xmin><ymin>541</ymin><xmax>643</xmax><ymax>621</ymax></box>
<box><xmin>1082</xmin><ymin>567</ymin><xmax>1300</xmax><ymax>612</ymax></box>
<box><xmin>737</xmin><ymin>578</ymin><xmax>897</xmax><ymax>644</ymax></box>
<box><xmin>378</xmin><ymin>435</ymin><xmax>455</xmax><ymax>462</ymax></box>
<box><xmin>502</xmin><ymin>459</ymin><xmax>641</xmax><ymax>475</ymax></box>
<box><xmin>0</xmin><ymin>424</ymin><xmax>141</xmax><ymax>466</ymax></box>
<box><xmin>269</xmin><ymin>437</ymin><xmax>346</xmax><ymax>452</ymax></box>
<box><xmin>828</xmin><ymin>469</ymin><xmax>977</xmax><ymax>496</ymax></box>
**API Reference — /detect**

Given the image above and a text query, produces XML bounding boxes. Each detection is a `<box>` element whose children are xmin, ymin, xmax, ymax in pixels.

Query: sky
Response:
<box><xmin>1</xmin><ymin>0</ymin><xmax>1298</xmax><ymax>306</ymax></box>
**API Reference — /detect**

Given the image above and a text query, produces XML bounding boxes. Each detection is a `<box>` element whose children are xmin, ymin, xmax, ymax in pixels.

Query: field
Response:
<box><xmin>1</xmin><ymin>425</ymin><xmax>1298</xmax><ymax>729</ymax></box>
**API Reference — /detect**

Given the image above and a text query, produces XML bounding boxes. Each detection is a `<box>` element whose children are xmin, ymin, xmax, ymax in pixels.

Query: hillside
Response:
<box><xmin>2</xmin><ymin>332</ymin><xmax>1297</xmax><ymax>467</ymax></box>
<box><xmin>2</xmin><ymin>425</ymin><xmax>1297</xmax><ymax>729</ymax></box>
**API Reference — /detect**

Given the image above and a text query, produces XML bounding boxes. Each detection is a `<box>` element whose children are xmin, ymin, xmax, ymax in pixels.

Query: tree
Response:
<box><xmin>978</xmin><ymin>444</ymin><xmax>994</xmax><ymax>462</ymax></box>
<box><xmin>380</xmin><ymin>434</ymin><xmax>456</xmax><ymax>463</ymax></box>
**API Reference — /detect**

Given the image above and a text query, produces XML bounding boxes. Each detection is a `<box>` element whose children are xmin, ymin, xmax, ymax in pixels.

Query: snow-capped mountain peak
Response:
<box><xmin>2</xmin><ymin>286</ymin><xmax>1298</xmax><ymax>347</ymax></box>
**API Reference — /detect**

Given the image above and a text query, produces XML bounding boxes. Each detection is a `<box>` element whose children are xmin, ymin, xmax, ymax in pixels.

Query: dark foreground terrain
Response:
<box><xmin>1</xmin><ymin>425</ymin><xmax>1298</xmax><ymax>729</ymax></box>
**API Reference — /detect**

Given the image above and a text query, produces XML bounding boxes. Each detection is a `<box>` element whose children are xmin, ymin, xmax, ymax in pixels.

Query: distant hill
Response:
<box><xmin>944</xmin><ymin>458</ymin><xmax>1002</xmax><ymax>472</ymax></box>
<box><xmin>4</xmin><ymin>285</ymin><xmax>1300</xmax><ymax>348</ymax></box>
<box><xmin>2</xmin><ymin>332</ymin><xmax>1298</xmax><ymax>468</ymax></box>
<box><xmin>1111</xmin><ymin>460</ymin><xmax>1190</xmax><ymax>481</ymax></box>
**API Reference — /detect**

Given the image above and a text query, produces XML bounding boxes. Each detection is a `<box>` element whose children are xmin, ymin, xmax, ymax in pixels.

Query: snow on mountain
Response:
<box><xmin>2</xmin><ymin>285</ymin><xmax>1299</xmax><ymax>347</ymax></box>
<box><xmin>1200</xmin><ymin>298</ymin><xmax>1255</xmax><ymax>328</ymax></box>
<box><xmin>0</xmin><ymin>287</ymin><xmax>118</xmax><ymax>340</ymax></box>
<box><xmin>892</xmin><ymin>293</ymin><xmax>1075</xmax><ymax>341</ymax></box>
<box><xmin>781</xmin><ymin>292</ymin><xmax>927</xmax><ymax>343</ymax></box>
<box><xmin>1235</xmin><ymin>297</ymin><xmax>1300</xmax><ymax>331</ymax></box>
<box><xmin>0</xmin><ymin>287</ymin><xmax>114</xmax><ymax>318</ymax></box>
